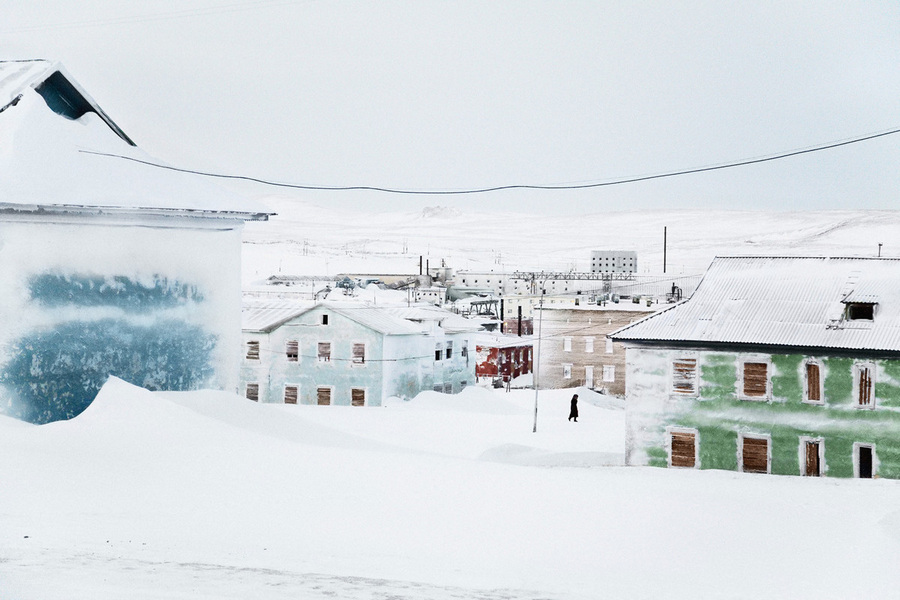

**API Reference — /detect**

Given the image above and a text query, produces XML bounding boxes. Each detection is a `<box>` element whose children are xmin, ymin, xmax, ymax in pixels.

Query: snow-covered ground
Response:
<box><xmin>3</xmin><ymin>377</ymin><xmax>900</xmax><ymax>599</ymax></box>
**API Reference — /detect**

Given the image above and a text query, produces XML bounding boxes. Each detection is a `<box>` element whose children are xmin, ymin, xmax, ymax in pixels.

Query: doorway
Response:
<box><xmin>857</xmin><ymin>444</ymin><xmax>874</xmax><ymax>479</ymax></box>
<box><xmin>805</xmin><ymin>440</ymin><xmax>821</xmax><ymax>477</ymax></box>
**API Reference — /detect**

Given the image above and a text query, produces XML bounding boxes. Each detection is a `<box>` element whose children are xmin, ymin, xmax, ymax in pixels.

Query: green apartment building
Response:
<box><xmin>611</xmin><ymin>256</ymin><xmax>900</xmax><ymax>478</ymax></box>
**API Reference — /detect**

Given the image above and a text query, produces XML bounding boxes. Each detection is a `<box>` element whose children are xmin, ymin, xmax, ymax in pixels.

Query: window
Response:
<box><xmin>668</xmin><ymin>429</ymin><xmax>698</xmax><ymax>468</ymax></box>
<box><xmin>286</xmin><ymin>340</ymin><xmax>299</xmax><ymax>362</ymax></box>
<box><xmin>800</xmin><ymin>438</ymin><xmax>823</xmax><ymax>477</ymax></box>
<box><xmin>603</xmin><ymin>365</ymin><xmax>615</xmax><ymax>383</ymax></box>
<box><xmin>435</xmin><ymin>343</ymin><xmax>442</xmax><ymax>361</ymax></box>
<box><xmin>284</xmin><ymin>385</ymin><xmax>298</xmax><ymax>404</ymax></box>
<box><xmin>446</xmin><ymin>341</ymin><xmax>453</xmax><ymax>360</ymax></box>
<box><xmin>317</xmin><ymin>342</ymin><xmax>331</xmax><ymax>362</ymax></box>
<box><xmin>854</xmin><ymin>363</ymin><xmax>875</xmax><ymax>408</ymax></box>
<box><xmin>563</xmin><ymin>364</ymin><xmax>572</xmax><ymax>379</ymax></box>
<box><xmin>804</xmin><ymin>361</ymin><xmax>823</xmax><ymax>404</ymax></box>
<box><xmin>246</xmin><ymin>383</ymin><xmax>259</xmax><ymax>402</ymax></box>
<box><xmin>462</xmin><ymin>341</ymin><xmax>469</xmax><ymax>365</ymax></box>
<box><xmin>352</xmin><ymin>343</ymin><xmax>366</xmax><ymax>365</ymax></box>
<box><xmin>321</xmin><ymin>314</ymin><xmax>329</xmax><ymax>325</ymax></box>
<box><xmin>351</xmin><ymin>388</ymin><xmax>366</xmax><ymax>407</ymax></box>
<box><xmin>741</xmin><ymin>361</ymin><xmax>769</xmax><ymax>399</ymax></box>
<box><xmin>563</xmin><ymin>337</ymin><xmax>572</xmax><ymax>352</ymax></box>
<box><xmin>443</xmin><ymin>382</ymin><xmax>452</xmax><ymax>394</ymax></box>
<box><xmin>585</xmin><ymin>337</ymin><xmax>594</xmax><ymax>353</ymax></box>
<box><xmin>846</xmin><ymin>303</ymin><xmax>875</xmax><ymax>321</ymax></box>
<box><xmin>246</xmin><ymin>341</ymin><xmax>260</xmax><ymax>360</ymax></box>
<box><xmin>672</xmin><ymin>358</ymin><xmax>698</xmax><ymax>396</ymax></box>
<box><xmin>855</xmin><ymin>443</ymin><xmax>875</xmax><ymax>478</ymax></box>
<box><xmin>316</xmin><ymin>387</ymin><xmax>331</xmax><ymax>406</ymax></box>
<box><xmin>740</xmin><ymin>435</ymin><xmax>770</xmax><ymax>474</ymax></box>
<box><xmin>584</xmin><ymin>365</ymin><xmax>594</xmax><ymax>388</ymax></box>
<box><xmin>605</xmin><ymin>338</ymin><xmax>613</xmax><ymax>354</ymax></box>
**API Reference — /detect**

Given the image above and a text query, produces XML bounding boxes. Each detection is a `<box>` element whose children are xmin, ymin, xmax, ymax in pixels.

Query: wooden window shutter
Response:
<box><xmin>351</xmin><ymin>388</ymin><xmax>365</xmax><ymax>407</ymax></box>
<box><xmin>670</xmin><ymin>432</ymin><xmax>696</xmax><ymax>468</ymax></box>
<box><xmin>672</xmin><ymin>359</ymin><xmax>697</xmax><ymax>395</ymax></box>
<box><xmin>246</xmin><ymin>383</ymin><xmax>259</xmax><ymax>402</ymax></box>
<box><xmin>806</xmin><ymin>363</ymin><xmax>821</xmax><ymax>402</ymax></box>
<box><xmin>858</xmin><ymin>366</ymin><xmax>873</xmax><ymax>406</ymax></box>
<box><xmin>286</xmin><ymin>341</ymin><xmax>299</xmax><ymax>362</ymax></box>
<box><xmin>352</xmin><ymin>343</ymin><xmax>365</xmax><ymax>364</ymax></box>
<box><xmin>742</xmin><ymin>437</ymin><xmax>768</xmax><ymax>473</ymax></box>
<box><xmin>246</xmin><ymin>341</ymin><xmax>260</xmax><ymax>360</ymax></box>
<box><xmin>743</xmin><ymin>362</ymin><xmax>768</xmax><ymax>397</ymax></box>
<box><xmin>284</xmin><ymin>386</ymin><xmax>298</xmax><ymax>404</ymax></box>
<box><xmin>316</xmin><ymin>387</ymin><xmax>331</xmax><ymax>406</ymax></box>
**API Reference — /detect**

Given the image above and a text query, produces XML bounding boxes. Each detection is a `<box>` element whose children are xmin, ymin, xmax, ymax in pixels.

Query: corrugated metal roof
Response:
<box><xmin>242</xmin><ymin>300</ymin><xmax>310</xmax><ymax>332</ymax></box>
<box><xmin>329</xmin><ymin>304</ymin><xmax>427</xmax><ymax>335</ymax></box>
<box><xmin>611</xmin><ymin>256</ymin><xmax>900</xmax><ymax>352</ymax></box>
<box><xmin>0</xmin><ymin>60</ymin><xmax>51</xmax><ymax>109</ymax></box>
<box><xmin>383</xmin><ymin>305</ymin><xmax>483</xmax><ymax>333</ymax></box>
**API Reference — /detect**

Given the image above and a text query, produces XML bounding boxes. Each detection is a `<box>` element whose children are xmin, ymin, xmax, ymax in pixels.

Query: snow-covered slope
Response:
<box><xmin>2</xmin><ymin>377</ymin><xmax>899</xmax><ymax>599</ymax></box>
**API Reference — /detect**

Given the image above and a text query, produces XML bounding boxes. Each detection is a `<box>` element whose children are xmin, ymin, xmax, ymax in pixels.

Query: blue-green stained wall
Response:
<box><xmin>626</xmin><ymin>347</ymin><xmax>900</xmax><ymax>478</ymax></box>
<box><xmin>1</xmin><ymin>273</ymin><xmax>217</xmax><ymax>424</ymax></box>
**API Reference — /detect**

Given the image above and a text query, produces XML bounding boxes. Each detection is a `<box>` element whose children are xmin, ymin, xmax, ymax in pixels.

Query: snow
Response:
<box><xmin>3</xmin><ymin>377</ymin><xmax>900</xmax><ymax>598</ymax></box>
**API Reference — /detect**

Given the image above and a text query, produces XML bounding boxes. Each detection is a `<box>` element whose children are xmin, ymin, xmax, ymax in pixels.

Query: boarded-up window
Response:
<box><xmin>317</xmin><ymin>387</ymin><xmax>331</xmax><ymax>406</ymax></box>
<box><xmin>317</xmin><ymin>342</ymin><xmax>331</xmax><ymax>362</ymax></box>
<box><xmin>351</xmin><ymin>388</ymin><xmax>365</xmax><ymax>407</ymax></box>
<box><xmin>246</xmin><ymin>341</ymin><xmax>260</xmax><ymax>360</ymax></box>
<box><xmin>742</xmin><ymin>437</ymin><xmax>769</xmax><ymax>473</ymax></box>
<box><xmin>856</xmin><ymin>364</ymin><xmax>874</xmax><ymax>407</ymax></box>
<box><xmin>443</xmin><ymin>382</ymin><xmax>452</xmax><ymax>394</ymax></box>
<box><xmin>284</xmin><ymin>386</ymin><xmax>298</xmax><ymax>404</ymax></box>
<box><xmin>246</xmin><ymin>383</ymin><xmax>259</xmax><ymax>402</ymax></box>
<box><xmin>670</xmin><ymin>431</ymin><xmax>696</xmax><ymax>468</ymax></box>
<box><xmin>805</xmin><ymin>440</ymin><xmax>821</xmax><ymax>476</ymax></box>
<box><xmin>805</xmin><ymin>362</ymin><xmax>821</xmax><ymax>402</ymax></box>
<box><xmin>672</xmin><ymin>358</ymin><xmax>697</xmax><ymax>395</ymax></box>
<box><xmin>742</xmin><ymin>362</ymin><xmax>768</xmax><ymax>398</ymax></box>
<box><xmin>286</xmin><ymin>340</ymin><xmax>299</xmax><ymax>362</ymax></box>
<box><xmin>352</xmin><ymin>343</ymin><xmax>366</xmax><ymax>364</ymax></box>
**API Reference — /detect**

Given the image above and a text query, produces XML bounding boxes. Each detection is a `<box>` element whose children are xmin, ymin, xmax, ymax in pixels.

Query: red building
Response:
<box><xmin>475</xmin><ymin>334</ymin><xmax>533</xmax><ymax>384</ymax></box>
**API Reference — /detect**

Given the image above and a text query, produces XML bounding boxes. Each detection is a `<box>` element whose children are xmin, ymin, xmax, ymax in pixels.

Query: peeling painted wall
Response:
<box><xmin>625</xmin><ymin>346</ymin><xmax>900</xmax><ymax>478</ymax></box>
<box><xmin>0</xmin><ymin>216</ymin><xmax>243</xmax><ymax>423</ymax></box>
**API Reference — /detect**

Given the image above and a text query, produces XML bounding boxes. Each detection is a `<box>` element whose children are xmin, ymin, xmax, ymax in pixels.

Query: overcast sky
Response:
<box><xmin>4</xmin><ymin>1</ymin><xmax>900</xmax><ymax>215</ymax></box>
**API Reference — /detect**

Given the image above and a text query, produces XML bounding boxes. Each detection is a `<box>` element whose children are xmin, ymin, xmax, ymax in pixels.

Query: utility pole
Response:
<box><xmin>663</xmin><ymin>226</ymin><xmax>667</xmax><ymax>274</ymax></box>
<box><xmin>532</xmin><ymin>290</ymin><xmax>545</xmax><ymax>433</ymax></box>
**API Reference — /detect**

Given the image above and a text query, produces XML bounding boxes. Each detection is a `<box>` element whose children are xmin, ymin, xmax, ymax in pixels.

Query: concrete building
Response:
<box><xmin>590</xmin><ymin>251</ymin><xmax>637</xmax><ymax>274</ymax></box>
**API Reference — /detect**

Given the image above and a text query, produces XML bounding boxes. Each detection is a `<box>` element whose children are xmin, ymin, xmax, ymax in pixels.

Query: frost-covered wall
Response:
<box><xmin>625</xmin><ymin>345</ymin><xmax>900</xmax><ymax>478</ymax></box>
<box><xmin>0</xmin><ymin>215</ymin><xmax>243</xmax><ymax>423</ymax></box>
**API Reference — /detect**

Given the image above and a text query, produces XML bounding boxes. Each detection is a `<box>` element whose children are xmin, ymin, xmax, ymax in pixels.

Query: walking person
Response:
<box><xmin>568</xmin><ymin>393</ymin><xmax>579</xmax><ymax>422</ymax></box>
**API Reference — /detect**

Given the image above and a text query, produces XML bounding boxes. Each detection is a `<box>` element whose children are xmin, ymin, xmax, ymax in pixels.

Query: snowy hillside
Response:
<box><xmin>242</xmin><ymin>197</ymin><xmax>900</xmax><ymax>283</ymax></box>
<box><xmin>3</xmin><ymin>378</ymin><xmax>900</xmax><ymax>599</ymax></box>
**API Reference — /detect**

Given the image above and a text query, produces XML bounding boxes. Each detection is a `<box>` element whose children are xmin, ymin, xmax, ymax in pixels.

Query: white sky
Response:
<box><xmin>4</xmin><ymin>1</ymin><xmax>900</xmax><ymax>214</ymax></box>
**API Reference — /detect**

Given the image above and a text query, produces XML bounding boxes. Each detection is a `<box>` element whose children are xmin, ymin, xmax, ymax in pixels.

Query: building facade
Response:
<box><xmin>475</xmin><ymin>334</ymin><xmax>533</xmax><ymax>384</ymax></box>
<box><xmin>241</xmin><ymin>301</ymin><xmax>478</xmax><ymax>406</ymax></box>
<box><xmin>612</xmin><ymin>256</ymin><xmax>900</xmax><ymax>479</ymax></box>
<box><xmin>590</xmin><ymin>251</ymin><xmax>637</xmax><ymax>274</ymax></box>
<box><xmin>535</xmin><ymin>304</ymin><xmax>657</xmax><ymax>395</ymax></box>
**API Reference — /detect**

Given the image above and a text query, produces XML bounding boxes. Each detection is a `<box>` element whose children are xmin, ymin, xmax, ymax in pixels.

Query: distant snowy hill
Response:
<box><xmin>242</xmin><ymin>196</ymin><xmax>900</xmax><ymax>283</ymax></box>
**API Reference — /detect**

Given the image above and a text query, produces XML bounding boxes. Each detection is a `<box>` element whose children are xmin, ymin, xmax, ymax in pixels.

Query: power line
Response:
<box><xmin>80</xmin><ymin>125</ymin><xmax>900</xmax><ymax>195</ymax></box>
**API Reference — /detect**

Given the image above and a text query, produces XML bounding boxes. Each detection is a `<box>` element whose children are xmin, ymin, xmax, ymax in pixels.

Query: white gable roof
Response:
<box><xmin>611</xmin><ymin>256</ymin><xmax>900</xmax><ymax>352</ymax></box>
<box><xmin>0</xmin><ymin>59</ymin><xmax>270</xmax><ymax>220</ymax></box>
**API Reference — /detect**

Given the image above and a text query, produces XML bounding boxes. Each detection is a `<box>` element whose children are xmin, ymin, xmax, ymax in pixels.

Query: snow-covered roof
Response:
<box><xmin>242</xmin><ymin>300</ymin><xmax>426</xmax><ymax>335</ymax></box>
<box><xmin>0</xmin><ymin>59</ymin><xmax>270</xmax><ymax>220</ymax></box>
<box><xmin>473</xmin><ymin>332</ymin><xmax>534</xmax><ymax>349</ymax></box>
<box><xmin>611</xmin><ymin>256</ymin><xmax>900</xmax><ymax>352</ymax></box>
<box><xmin>384</xmin><ymin>305</ymin><xmax>483</xmax><ymax>333</ymax></box>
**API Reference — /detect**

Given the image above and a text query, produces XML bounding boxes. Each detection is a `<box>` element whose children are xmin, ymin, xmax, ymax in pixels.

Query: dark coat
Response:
<box><xmin>568</xmin><ymin>395</ymin><xmax>579</xmax><ymax>419</ymax></box>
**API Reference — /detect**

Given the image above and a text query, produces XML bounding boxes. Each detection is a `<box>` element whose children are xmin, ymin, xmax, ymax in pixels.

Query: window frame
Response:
<box><xmin>798</xmin><ymin>436</ymin><xmax>825</xmax><ymax>477</ymax></box>
<box><xmin>602</xmin><ymin>364</ymin><xmax>615</xmax><ymax>383</ymax></box>
<box><xmin>853</xmin><ymin>362</ymin><xmax>875</xmax><ymax>409</ymax></box>
<box><xmin>853</xmin><ymin>442</ymin><xmax>877</xmax><ymax>479</ymax></box>
<box><xmin>671</xmin><ymin>356</ymin><xmax>698</xmax><ymax>397</ymax></box>
<box><xmin>605</xmin><ymin>337</ymin><xmax>614</xmax><ymax>354</ymax></box>
<box><xmin>317</xmin><ymin>341</ymin><xmax>332</xmax><ymax>363</ymax></box>
<box><xmin>351</xmin><ymin>388</ymin><xmax>366</xmax><ymax>407</ymax></box>
<box><xmin>738</xmin><ymin>357</ymin><xmax>771</xmax><ymax>401</ymax></box>
<box><xmin>667</xmin><ymin>427</ymin><xmax>699</xmax><ymax>469</ymax></box>
<box><xmin>584</xmin><ymin>337</ymin><xmax>594</xmax><ymax>353</ymax></box>
<box><xmin>246</xmin><ymin>340</ymin><xmax>260</xmax><ymax>361</ymax></box>
<box><xmin>316</xmin><ymin>386</ymin><xmax>333</xmax><ymax>406</ymax></box>
<box><xmin>738</xmin><ymin>433</ymin><xmax>771</xmax><ymax>474</ymax></box>
<box><xmin>284</xmin><ymin>384</ymin><xmax>299</xmax><ymax>405</ymax></box>
<box><xmin>802</xmin><ymin>359</ymin><xmax>824</xmax><ymax>405</ymax></box>
<box><xmin>351</xmin><ymin>342</ymin><xmax>366</xmax><ymax>366</ymax></box>
<box><xmin>446</xmin><ymin>341</ymin><xmax>453</xmax><ymax>360</ymax></box>
<box><xmin>285</xmin><ymin>340</ymin><xmax>299</xmax><ymax>362</ymax></box>
<box><xmin>245</xmin><ymin>382</ymin><xmax>259</xmax><ymax>402</ymax></box>
<box><xmin>563</xmin><ymin>336</ymin><xmax>572</xmax><ymax>352</ymax></box>
<box><xmin>563</xmin><ymin>363</ymin><xmax>572</xmax><ymax>379</ymax></box>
